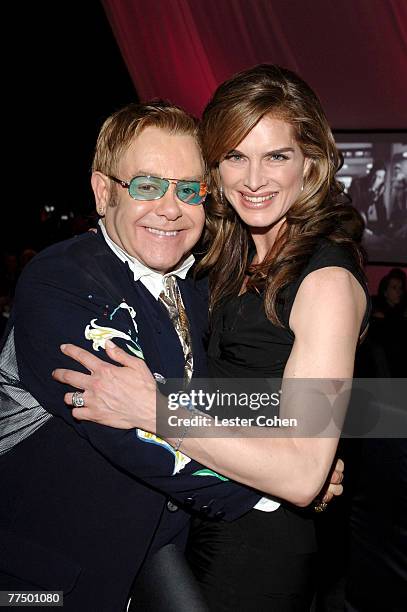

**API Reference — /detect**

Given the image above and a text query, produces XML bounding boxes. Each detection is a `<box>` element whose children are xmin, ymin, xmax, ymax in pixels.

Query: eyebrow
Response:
<box><xmin>134</xmin><ymin>170</ymin><xmax>202</xmax><ymax>181</ymax></box>
<box><xmin>226</xmin><ymin>147</ymin><xmax>295</xmax><ymax>156</ymax></box>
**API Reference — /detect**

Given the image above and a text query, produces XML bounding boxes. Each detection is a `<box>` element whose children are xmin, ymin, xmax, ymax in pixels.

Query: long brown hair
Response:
<box><xmin>196</xmin><ymin>64</ymin><xmax>363</xmax><ymax>324</ymax></box>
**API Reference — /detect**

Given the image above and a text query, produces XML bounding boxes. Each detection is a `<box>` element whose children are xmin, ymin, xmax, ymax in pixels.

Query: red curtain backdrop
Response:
<box><xmin>103</xmin><ymin>0</ymin><xmax>407</xmax><ymax>128</ymax></box>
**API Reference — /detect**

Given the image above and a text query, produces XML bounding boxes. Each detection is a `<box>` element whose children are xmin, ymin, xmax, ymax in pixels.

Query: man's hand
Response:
<box><xmin>52</xmin><ymin>341</ymin><xmax>157</xmax><ymax>431</ymax></box>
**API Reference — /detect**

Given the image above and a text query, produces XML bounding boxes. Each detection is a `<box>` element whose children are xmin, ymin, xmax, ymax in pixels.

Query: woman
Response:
<box><xmin>55</xmin><ymin>65</ymin><xmax>369</xmax><ymax>610</ymax></box>
<box><xmin>373</xmin><ymin>268</ymin><xmax>406</xmax><ymax>318</ymax></box>
<box><xmin>369</xmin><ymin>268</ymin><xmax>407</xmax><ymax>378</ymax></box>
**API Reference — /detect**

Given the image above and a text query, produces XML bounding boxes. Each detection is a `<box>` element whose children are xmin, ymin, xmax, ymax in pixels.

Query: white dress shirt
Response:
<box><xmin>99</xmin><ymin>219</ymin><xmax>195</xmax><ymax>299</ymax></box>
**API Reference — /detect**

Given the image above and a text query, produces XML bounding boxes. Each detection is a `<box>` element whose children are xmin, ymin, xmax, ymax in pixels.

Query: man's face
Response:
<box><xmin>94</xmin><ymin>126</ymin><xmax>205</xmax><ymax>273</ymax></box>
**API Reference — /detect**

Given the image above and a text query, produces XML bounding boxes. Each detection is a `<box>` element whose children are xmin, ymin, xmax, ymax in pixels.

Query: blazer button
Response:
<box><xmin>184</xmin><ymin>497</ymin><xmax>195</xmax><ymax>507</ymax></box>
<box><xmin>214</xmin><ymin>510</ymin><xmax>225</xmax><ymax>520</ymax></box>
<box><xmin>199</xmin><ymin>505</ymin><xmax>211</xmax><ymax>515</ymax></box>
<box><xmin>166</xmin><ymin>500</ymin><xmax>178</xmax><ymax>512</ymax></box>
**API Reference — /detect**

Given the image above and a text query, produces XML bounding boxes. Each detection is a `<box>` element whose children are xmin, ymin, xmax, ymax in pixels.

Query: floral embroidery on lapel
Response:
<box><xmin>192</xmin><ymin>468</ymin><xmax>229</xmax><ymax>481</ymax></box>
<box><xmin>136</xmin><ymin>430</ymin><xmax>191</xmax><ymax>475</ymax></box>
<box><xmin>85</xmin><ymin>301</ymin><xmax>193</xmax><ymax>475</ymax></box>
<box><xmin>84</xmin><ymin>301</ymin><xmax>144</xmax><ymax>358</ymax></box>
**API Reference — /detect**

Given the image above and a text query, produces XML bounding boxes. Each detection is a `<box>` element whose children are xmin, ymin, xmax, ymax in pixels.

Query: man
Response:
<box><xmin>390</xmin><ymin>162</ymin><xmax>407</xmax><ymax>225</ymax></box>
<box><xmin>0</xmin><ymin>102</ymin><xmax>341</xmax><ymax>611</ymax></box>
<box><xmin>0</xmin><ymin>102</ymin><xmax>264</xmax><ymax>612</ymax></box>
<box><xmin>349</xmin><ymin>161</ymin><xmax>387</xmax><ymax>235</ymax></box>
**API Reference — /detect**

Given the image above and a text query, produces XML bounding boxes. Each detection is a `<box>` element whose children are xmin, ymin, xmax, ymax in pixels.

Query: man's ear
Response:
<box><xmin>91</xmin><ymin>172</ymin><xmax>110</xmax><ymax>216</ymax></box>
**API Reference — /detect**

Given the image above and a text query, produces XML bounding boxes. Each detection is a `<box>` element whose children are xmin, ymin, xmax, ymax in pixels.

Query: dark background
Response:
<box><xmin>4</xmin><ymin>1</ymin><xmax>406</xmax><ymax>271</ymax></box>
<box><xmin>6</xmin><ymin>0</ymin><xmax>135</xmax><ymax>254</ymax></box>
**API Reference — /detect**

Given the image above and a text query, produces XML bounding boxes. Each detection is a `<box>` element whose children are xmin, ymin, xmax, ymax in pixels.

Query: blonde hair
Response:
<box><xmin>92</xmin><ymin>101</ymin><xmax>201</xmax><ymax>176</ymax></box>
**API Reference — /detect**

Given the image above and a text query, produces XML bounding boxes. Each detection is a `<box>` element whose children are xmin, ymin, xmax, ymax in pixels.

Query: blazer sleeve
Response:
<box><xmin>12</xmin><ymin>250</ymin><xmax>260</xmax><ymax>520</ymax></box>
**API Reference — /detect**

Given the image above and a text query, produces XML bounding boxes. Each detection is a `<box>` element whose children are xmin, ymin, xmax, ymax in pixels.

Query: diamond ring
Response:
<box><xmin>72</xmin><ymin>391</ymin><xmax>85</xmax><ymax>408</ymax></box>
<box><xmin>313</xmin><ymin>500</ymin><xmax>328</xmax><ymax>513</ymax></box>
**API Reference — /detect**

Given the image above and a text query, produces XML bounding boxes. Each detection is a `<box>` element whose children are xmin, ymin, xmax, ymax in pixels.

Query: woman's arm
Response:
<box><xmin>166</xmin><ymin>267</ymin><xmax>365</xmax><ymax>504</ymax></box>
<box><xmin>54</xmin><ymin>267</ymin><xmax>364</xmax><ymax>505</ymax></box>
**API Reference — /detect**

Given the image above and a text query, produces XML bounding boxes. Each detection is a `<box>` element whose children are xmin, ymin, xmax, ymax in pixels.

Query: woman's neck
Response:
<box><xmin>250</xmin><ymin>217</ymin><xmax>285</xmax><ymax>263</ymax></box>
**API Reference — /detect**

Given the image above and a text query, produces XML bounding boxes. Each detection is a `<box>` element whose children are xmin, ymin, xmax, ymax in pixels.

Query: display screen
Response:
<box><xmin>334</xmin><ymin>131</ymin><xmax>407</xmax><ymax>264</ymax></box>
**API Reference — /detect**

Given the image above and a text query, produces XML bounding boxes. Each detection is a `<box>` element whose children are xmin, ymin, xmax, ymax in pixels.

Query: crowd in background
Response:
<box><xmin>352</xmin><ymin>267</ymin><xmax>407</xmax><ymax>381</ymax></box>
<box><xmin>0</xmin><ymin>250</ymin><xmax>36</xmax><ymax>337</ymax></box>
<box><xmin>0</xmin><ymin>210</ymin><xmax>95</xmax><ymax>338</ymax></box>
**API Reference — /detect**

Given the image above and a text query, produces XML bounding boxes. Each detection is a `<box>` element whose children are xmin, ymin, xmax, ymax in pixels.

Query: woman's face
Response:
<box><xmin>384</xmin><ymin>278</ymin><xmax>403</xmax><ymax>306</ymax></box>
<box><xmin>219</xmin><ymin>115</ymin><xmax>309</xmax><ymax>233</ymax></box>
<box><xmin>372</xmin><ymin>169</ymin><xmax>386</xmax><ymax>190</ymax></box>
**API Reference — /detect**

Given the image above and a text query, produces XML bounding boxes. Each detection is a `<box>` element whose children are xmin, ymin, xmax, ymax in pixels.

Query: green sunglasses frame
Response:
<box><xmin>108</xmin><ymin>174</ymin><xmax>208</xmax><ymax>205</ymax></box>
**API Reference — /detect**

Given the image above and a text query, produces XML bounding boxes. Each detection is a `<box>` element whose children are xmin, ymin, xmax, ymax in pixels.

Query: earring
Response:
<box><xmin>98</xmin><ymin>207</ymin><xmax>105</xmax><ymax>216</ymax></box>
<box><xmin>300</xmin><ymin>184</ymin><xmax>304</xmax><ymax>192</ymax></box>
<box><xmin>219</xmin><ymin>185</ymin><xmax>224</xmax><ymax>203</ymax></box>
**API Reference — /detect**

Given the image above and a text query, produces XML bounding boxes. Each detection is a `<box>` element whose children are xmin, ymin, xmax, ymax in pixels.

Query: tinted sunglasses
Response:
<box><xmin>108</xmin><ymin>175</ymin><xmax>208</xmax><ymax>205</ymax></box>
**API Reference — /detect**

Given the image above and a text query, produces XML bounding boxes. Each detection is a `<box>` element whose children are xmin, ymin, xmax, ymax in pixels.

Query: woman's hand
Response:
<box><xmin>52</xmin><ymin>341</ymin><xmax>157</xmax><ymax>431</ymax></box>
<box><xmin>321</xmin><ymin>457</ymin><xmax>344</xmax><ymax>503</ymax></box>
<box><xmin>53</xmin><ymin>342</ymin><xmax>345</xmax><ymax>505</ymax></box>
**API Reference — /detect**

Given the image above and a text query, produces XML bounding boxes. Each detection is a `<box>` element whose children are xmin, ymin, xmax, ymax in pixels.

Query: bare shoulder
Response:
<box><xmin>295</xmin><ymin>266</ymin><xmax>365</xmax><ymax>304</ymax></box>
<box><xmin>287</xmin><ymin>267</ymin><xmax>367</xmax><ymax>378</ymax></box>
<box><xmin>290</xmin><ymin>266</ymin><xmax>366</xmax><ymax>335</ymax></box>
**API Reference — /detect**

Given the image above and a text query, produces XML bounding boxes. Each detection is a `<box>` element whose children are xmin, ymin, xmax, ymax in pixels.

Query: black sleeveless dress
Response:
<box><xmin>187</xmin><ymin>239</ymin><xmax>370</xmax><ymax>612</ymax></box>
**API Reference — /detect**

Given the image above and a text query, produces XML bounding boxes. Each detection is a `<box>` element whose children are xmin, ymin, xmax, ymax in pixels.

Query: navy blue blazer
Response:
<box><xmin>0</xmin><ymin>231</ymin><xmax>259</xmax><ymax>611</ymax></box>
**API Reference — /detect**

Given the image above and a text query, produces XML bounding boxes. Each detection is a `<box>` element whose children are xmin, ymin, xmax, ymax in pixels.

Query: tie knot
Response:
<box><xmin>163</xmin><ymin>275</ymin><xmax>176</xmax><ymax>293</ymax></box>
<box><xmin>162</xmin><ymin>275</ymin><xmax>177</xmax><ymax>305</ymax></box>
<box><xmin>158</xmin><ymin>274</ymin><xmax>193</xmax><ymax>385</ymax></box>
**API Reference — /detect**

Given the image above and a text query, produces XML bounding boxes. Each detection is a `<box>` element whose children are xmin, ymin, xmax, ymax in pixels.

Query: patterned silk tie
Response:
<box><xmin>159</xmin><ymin>275</ymin><xmax>193</xmax><ymax>386</ymax></box>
